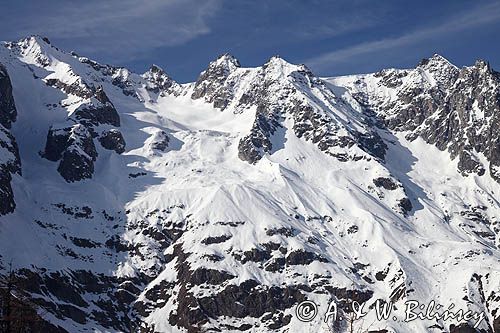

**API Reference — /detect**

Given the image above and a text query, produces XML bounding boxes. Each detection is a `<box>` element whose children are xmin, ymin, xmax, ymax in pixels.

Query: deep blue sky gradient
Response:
<box><xmin>1</xmin><ymin>0</ymin><xmax>499</xmax><ymax>82</ymax></box>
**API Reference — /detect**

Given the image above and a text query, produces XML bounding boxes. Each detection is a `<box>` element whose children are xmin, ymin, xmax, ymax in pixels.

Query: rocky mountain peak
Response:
<box><xmin>262</xmin><ymin>55</ymin><xmax>311</xmax><ymax>78</ymax></box>
<box><xmin>196</xmin><ymin>53</ymin><xmax>241</xmax><ymax>81</ymax></box>
<box><xmin>7</xmin><ymin>35</ymin><xmax>58</xmax><ymax>67</ymax></box>
<box><xmin>474</xmin><ymin>59</ymin><xmax>492</xmax><ymax>72</ymax></box>
<box><xmin>212</xmin><ymin>52</ymin><xmax>241</xmax><ymax>70</ymax></box>
<box><xmin>457</xmin><ymin>59</ymin><xmax>498</xmax><ymax>86</ymax></box>
<box><xmin>16</xmin><ymin>34</ymin><xmax>52</xmax><ymax>48</ymax></box>
<box><xmin>143</xmin><ymin>64</ymin><xmax>172</xmax><ymax>78</ymax></box>
<box><xmin>147</xmin><ymin>63</ymin><xmax>163</xmax><ymax>73</ymax></box>
<box><xmin>418</xmin><ymin>53</ymin><xmax>452</xmax><ymax>66</ymax></box>
<box><xmin>416</xmin><ymin>53</ymin><xmax>459</xmax><ymax>87</ymax></box>
<box><xmin>142</xmin><ymin>64</ymin><xmax>178</xmax><ymax>94</ymax></box>
<box><xmin>191</xmin><ymin>53</ymin><xmax>242</xmax><ymax>107</ymax></box>
<box><xmin>333</xmin><ymin>54</ymin><xmax>500</xmax><ymax>183</ymax></box>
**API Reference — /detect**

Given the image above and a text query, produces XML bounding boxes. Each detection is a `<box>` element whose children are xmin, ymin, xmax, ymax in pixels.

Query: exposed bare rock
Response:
<box><xmin>338</xmin><ymin>54</ymin><xmax>500</xmax><ymax>183</ymax></box>
<box><xmin>0</xmin><ymin>64</ymin><xmax>20</xmax><ymax>215</ymax></box>
<box><xmin>45</xmin><ymin>77</ymin><xmax>94</xmax><ymax>100</ymax></box>
<box><xmin>0</xmin><ymin>64</ymin><xmax>17</xmax><ymax>129</ymax></box>
<box><xmin>73</xmin><ymin>87</ymin><xmax>120</xmax><ymax>127</ymax></box>
<box><xmin>143</xmin><ymin>64</ymin><xmax>179</xmax><ymax>96</ymax></box>
<box><xmin>98</xmin><ymin>129</ymin><xmax>126</xmax><ymax>154</ymax></box>
<box><xmin>191</xmin><ymin>53</ymin><xmax>240</xmax><ymax>108</ymax></box>
<box><xmin>43</xmin><ymin>124</ymin><xmax>97</xmax><ymax>182</ymax></box>
<box><xmin>373</xmin><ymin>177</ymin><xmax>399</xmax><ymax>190</ymax></box>
<box><xmin>149</xmin><ymin>130</ymin><xmax>170</xmax><ymax>152</ymax></box>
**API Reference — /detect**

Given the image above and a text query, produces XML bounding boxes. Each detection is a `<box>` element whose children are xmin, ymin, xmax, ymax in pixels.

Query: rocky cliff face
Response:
<box><xmin>0</xmin><ymin>37</ymin><xmax>499</xmax><ymax>333</ymax></box>
<box><xmin>0</xmin><ymin>63</ymin><xmax>20</xmax><ymax>215</ymax></box>
<box><xmin>142</xmin><ymin>64</ymin><xmax>179</xmax><ymax>96</ymax></box>
<box><xmin>331</xmin><ymin>54</ymin><xmax>500</xmax><ymax>182</ymax></box>
<box><xmin>5</xmin><ymin>37</ymin><xmax>126</xmax><ymax>183</ymax></box>
<box><xmin>191</xmin><ymin>55</ymin><xmax>385</xmax><ymax>164</ymax></box>
<box><xmin>0</xmin><ymin>63</ymin><xmax>17</xmax><ymax>128</ymax></box>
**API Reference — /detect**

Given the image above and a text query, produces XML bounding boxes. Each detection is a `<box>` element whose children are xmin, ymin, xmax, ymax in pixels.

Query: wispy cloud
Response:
<box><xmin>294</xmin><ymin>19</ymin><xmax>377</xmax><ymax>40</ymax></box>
<box><xmin>6</xmin><ymin>0</ymin><xmax>221</xmax><ymax>61</ymax></box>
<box><xmin>306</xmin><ymin>1</ymin><xmax>500</xmax><ymax>71</ymax></box>
<box><xmin>284</xmin><ymin>0</ymin><xmax>385</xmax><ymax>40</ymax></box>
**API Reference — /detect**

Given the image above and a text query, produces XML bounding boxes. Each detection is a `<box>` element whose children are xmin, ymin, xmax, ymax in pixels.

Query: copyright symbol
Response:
<box><xmin>295</xmin><ymin>300</ymin><xmax>318</xmax><ymax>322</ymax></box>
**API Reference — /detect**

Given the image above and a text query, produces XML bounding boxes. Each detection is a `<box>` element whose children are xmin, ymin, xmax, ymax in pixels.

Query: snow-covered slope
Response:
<box><xmin>328</xmin><ymin>54</ymin><xmax>500</xmax><ymax>182</ymax></box>
<box><xmin>0</xmin><ymin>36</ymin><xmax>499</xmax><ymax>333</ymax></box>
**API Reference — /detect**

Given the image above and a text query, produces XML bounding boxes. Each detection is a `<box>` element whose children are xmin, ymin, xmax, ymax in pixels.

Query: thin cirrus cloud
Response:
<box><xmin>305</xmin><ymin>1</ymin><xmax>500</xmax><ymax>71</ymax></box>
<box><xmin>294</xmin><ymin>18</ymin><xmax>378</xmax><ymax>40</ymax></box>
<box><xmin>6</xmin><ymin>0</ymin><xmax>222</xmax><ymax>61</ymax></box>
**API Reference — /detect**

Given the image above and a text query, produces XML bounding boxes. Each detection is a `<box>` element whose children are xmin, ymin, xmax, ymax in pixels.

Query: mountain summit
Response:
<box><xmin>0</xmin><ymin>37</ymin><xmax>499</xmax><ymax>333</ymax></box>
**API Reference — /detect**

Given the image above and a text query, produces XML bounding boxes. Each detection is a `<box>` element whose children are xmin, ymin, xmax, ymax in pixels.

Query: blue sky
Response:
<box><xmin>2</xmin><ymin>0</ymin><xmax>500</xmax><ymax>82</ymax></box>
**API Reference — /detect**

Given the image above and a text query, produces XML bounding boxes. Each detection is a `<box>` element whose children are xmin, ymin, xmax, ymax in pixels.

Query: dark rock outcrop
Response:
<box><xmin>45</xmin><ymin>77</ymin><xmax>94</xmax><ymax>100</ymax></box>
<box><xmin>43</xmin><ymin>124</ymin><xmax>97</xmax><ymax>182</ymax></box>
<box><xmin>238</xmin><ymin>111</ymin><xmax>281</xmax><ymax>164</ymax></box>
<box><xmin>286</xmin><ymin>249</ymin><xmax>328</xmax><ymax>265</ymax></box>
<box><xmin>13</xmin><ymin>268</ymin><xmax>140</xmax><ymax>332</ymax></box>
<box><xmin>234</xmin><ymin>248</ymin><xmax>272</xmax><ymax>264</ymax></box>
<box><xmin>98</xmin><ymin>129</ymin><xmax>126</xmax><ymax>154</ymax></box>
<box><xmin>0</xmin><ymin>64</ymin><xmax>17</xmax><ymax>129</ymax></box>
<box><xmin>357</xmin><ymin>131</ymin><xmax>388</xmax><ymax>161</ymax></box>
<box><xmin>0</xmin><ymin>164</ymin><xmax>17</xmax><ymax>215</ymax></box>
<box><xmin>0</xmin><ymin>64</ymin><xmax>20</xmax><ymax>215</ymax></box>
<box><xmin>398</xmin><ymin>198</ymin><xmax>413</xmax><ymax>216</ymax></box>
<box><xmin>143</xmin><ymin>64</ymin><xmax>178</xmax><ymax>95</ymax></box>
<box><xmin>353</xmin><ymin>55</ymin><xmax>500</xmax><ymax>183</ymax></box>
<box><xmin>201</xmin><ymin>234</ymin><xmax>232</xmax><ymax>245</ymax></box>
<box><xmin>42</xmin><ymin>80</ymin><xmax>123</xmax><ymax>181</ymax></box>
<box><xmin>57</xmin><ymin>150</ymin><xmax>95</xmax><ymax>182</ymax></box>
<box><xmin>191</xmin><ymin>55</ymin><xmax>383</xmax><ymax>164</ymax></box>
<box><xmin>170</xmin><ymin>278</ymin><xmax>306</xmax><ymax>333</ymax></box>
<box><xmin>73</xmin><ymin>87</ymin><xmax>120</xmax><ymax>127</ymax></box>
<box><xmin>150</xmin><ymin>130</ymin><xmax>170</xmax><ymax>152</ymax></box>
<box><xmin>373</xmin><ymin>177</ymin><xmax>399</xmax><ymax>190</ymax></box>
<box><xmin>191</xmin><ymin>53</ymin><xmax>240</xmax><ymax>109</ymax></box>
<box><xmin>0</xmin><ymin>127</ymin><xmax>21</xmax><ymax>215</ymax></box>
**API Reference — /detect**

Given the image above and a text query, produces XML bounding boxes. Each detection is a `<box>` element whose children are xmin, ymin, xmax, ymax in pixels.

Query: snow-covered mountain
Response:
<box><xmin>0</xmin><ymin>36</ymin><xmax>499</xmax><ymax>333</ymax></box>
